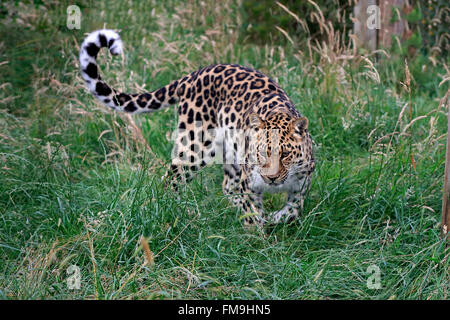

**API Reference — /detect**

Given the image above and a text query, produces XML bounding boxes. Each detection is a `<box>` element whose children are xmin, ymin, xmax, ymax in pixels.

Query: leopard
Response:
<box><xmin>79</xmin><ymin>29</ymin><xmax>315</xmax><ymax>226</ymax></box>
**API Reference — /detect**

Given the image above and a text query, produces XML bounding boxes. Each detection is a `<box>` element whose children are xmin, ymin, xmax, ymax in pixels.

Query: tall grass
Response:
<box><xmin>0</xmin><ymin>0</ymin><xmax>448</xmax><ymax>299</ymax></box>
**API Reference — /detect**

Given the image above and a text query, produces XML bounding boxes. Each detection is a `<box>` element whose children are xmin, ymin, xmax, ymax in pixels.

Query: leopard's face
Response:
<box><xmin>247</xmin><ymin>113</ymin><xmax>313</xmax><ymax>188</ymax></box>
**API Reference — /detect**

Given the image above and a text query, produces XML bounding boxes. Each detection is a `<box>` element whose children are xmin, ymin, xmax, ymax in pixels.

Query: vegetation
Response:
<box><xmin>0</xmin><ymin>0</ymin><xmax>448</xmax><ymax>299</ymax></box>
<box><xmin>241</xmin><ymin>0</ymin><xmax>353</xmax><ymax>45</ymax></box>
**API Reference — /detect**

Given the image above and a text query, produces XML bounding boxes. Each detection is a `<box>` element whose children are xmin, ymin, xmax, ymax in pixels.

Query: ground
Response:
<box><xmin>0</xmin><ymin>1</ymin><xmax>448</xmax><ymax>299</ymax></box>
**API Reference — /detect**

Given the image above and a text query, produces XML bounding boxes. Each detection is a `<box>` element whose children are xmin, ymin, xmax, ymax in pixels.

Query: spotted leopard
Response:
<box><xmin>80</xmin><ymin>29</ymin><xmax>315</xmax><ymax>226</ymax></box>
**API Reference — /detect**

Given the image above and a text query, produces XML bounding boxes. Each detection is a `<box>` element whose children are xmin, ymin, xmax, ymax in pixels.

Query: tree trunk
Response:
<box><xmin>378</xmin><ymin>0</ymin><xmax>407</xmax><ymax>49</ymax></box>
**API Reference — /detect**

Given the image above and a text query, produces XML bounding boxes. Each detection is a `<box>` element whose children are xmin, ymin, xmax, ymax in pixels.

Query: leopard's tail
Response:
<box><xmin>80</xmin><ymin>29</ymin><xmax>180</xmax><ymax>114</ymax></box>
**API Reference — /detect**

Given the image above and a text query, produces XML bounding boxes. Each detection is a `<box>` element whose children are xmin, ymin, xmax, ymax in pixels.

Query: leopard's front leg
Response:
<box><xmin>269</xmin><ymin>191</ymin><xmax>304</xmax><ymax>224</ymax></box>
<box><xmin>233</xmin><ymin>177</ymin><xmax>265</xmax><ymax>226</ymax></box>
<box><xmin>267</xmin><ymin>173</ymin><xmax>313</xmax><ymax>224</ymax></box>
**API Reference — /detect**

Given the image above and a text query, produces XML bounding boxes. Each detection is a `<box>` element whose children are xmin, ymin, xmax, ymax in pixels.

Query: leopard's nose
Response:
<box><xmin>263</xmin><ymin>175</ymin><xmax>278</xmax><ymax>184</ymax></box>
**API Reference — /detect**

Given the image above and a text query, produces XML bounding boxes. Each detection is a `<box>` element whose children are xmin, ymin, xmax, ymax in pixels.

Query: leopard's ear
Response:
<box><xmin>248</xmin><ymin>113</ymin><xmax>264</xmax><ymax>129</ymax></box>
<box><xmin>293</xmin><ymin>117</ymin><xmax>308</xmax><ymax>133</ymax></box>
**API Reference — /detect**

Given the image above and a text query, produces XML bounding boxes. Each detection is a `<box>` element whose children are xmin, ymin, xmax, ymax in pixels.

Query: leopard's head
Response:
<box><xmin>246</xmin><ymin>112</ymin><xmax>314</xmax><ymax>186</ymax></box>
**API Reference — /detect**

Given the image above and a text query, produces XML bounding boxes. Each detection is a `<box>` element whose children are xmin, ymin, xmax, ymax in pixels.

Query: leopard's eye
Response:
<box><xmin>281</xmin><ymin>151</ymin><xmax>290</xmax><ymax>158</ymax></box>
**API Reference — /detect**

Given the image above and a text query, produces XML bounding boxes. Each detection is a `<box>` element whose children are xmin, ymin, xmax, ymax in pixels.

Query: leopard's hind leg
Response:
<box><xmin>164</xmin><ymin>99</ymin><xmax>217</xmax><ymax>190</ymax></box>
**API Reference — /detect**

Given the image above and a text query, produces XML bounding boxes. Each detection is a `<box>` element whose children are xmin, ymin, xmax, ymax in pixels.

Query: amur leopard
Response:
<box><xmin>80</xmin><ymin>29</ymin><xmax>315</xmax><ymax>226</ymax></box>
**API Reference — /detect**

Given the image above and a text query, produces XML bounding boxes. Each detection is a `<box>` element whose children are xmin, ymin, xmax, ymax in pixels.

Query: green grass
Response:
<box><xmin>0</xmin><ymin>1</ymin><xmax>449</xmax><ymax>299</ymax></box>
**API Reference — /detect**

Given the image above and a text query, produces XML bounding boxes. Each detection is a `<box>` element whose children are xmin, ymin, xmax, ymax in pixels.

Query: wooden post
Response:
<box><xmin>353</xmin><ymin>0</ymin><xmax>409</xmax><ymax>51</ymax></box>
<box><xmin>353</xmin><ymin>0</ymin><xmax>377</xmax><ymax>52</ymax></box>
<box><xmin>442</xmin><ymin>102</ymin><xmax>450</xmax><ymax>239</ymax></box>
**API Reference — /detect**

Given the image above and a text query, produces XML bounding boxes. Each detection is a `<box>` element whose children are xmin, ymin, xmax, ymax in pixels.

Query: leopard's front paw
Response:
<box><xmin>267</xmin><ymin>206</ymin><xmax>299</xmax><ymax>225</ymax></box>
<box><xmin>240</xmin><ymin>212</ymin><xmax>266</xmax><ymax>227</ymax></box>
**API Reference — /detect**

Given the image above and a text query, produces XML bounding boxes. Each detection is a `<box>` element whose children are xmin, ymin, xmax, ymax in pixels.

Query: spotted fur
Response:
<box><xmin>80</xmin><ymin>29</ymin><xmax>315</xmax><ymax>226</ymax></box>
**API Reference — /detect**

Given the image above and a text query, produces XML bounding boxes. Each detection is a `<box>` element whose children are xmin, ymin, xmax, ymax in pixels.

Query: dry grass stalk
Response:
<box><xmin>140</xmin><ymin>236</ymin><xmax>154</xmax><ymax>267</ymax></box>
<box><xmin>83</xmin><ymin>217</ymin><xmax>99</xmax><ymax>299</ymax></box>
